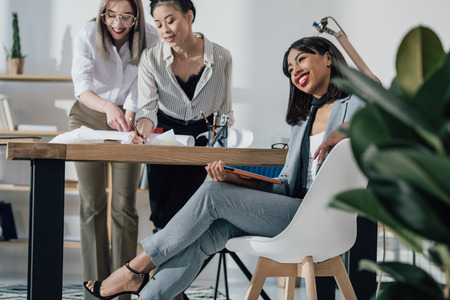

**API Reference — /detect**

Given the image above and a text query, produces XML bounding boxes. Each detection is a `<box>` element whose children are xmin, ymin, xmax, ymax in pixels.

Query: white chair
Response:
<box><xmin>225</xmin><ymin>138</ymin><xmax>368</xmax><ymax>300</ymax></box>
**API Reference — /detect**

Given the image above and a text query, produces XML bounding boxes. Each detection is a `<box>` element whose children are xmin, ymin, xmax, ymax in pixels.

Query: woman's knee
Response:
<box><xmin>197</xmin><ymin>220</ymin><xmax>244</xmax><ymax>256</ymax></box>
<box><xmin>191</xmin><ymin>181</ymin><xmax>226</xmax><ymax>207</ymax></box>
<box><xmin>198</xmin><ymin>180</ymin><xmax>222</xmax><ymax>191</ymax></box>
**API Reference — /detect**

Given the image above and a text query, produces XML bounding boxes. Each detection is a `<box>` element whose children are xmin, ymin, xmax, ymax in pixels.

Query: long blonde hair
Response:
<box><xmin>95</xmin><ymin>0</ymin><xmax>146</xmax><ymax>65</ymax></box>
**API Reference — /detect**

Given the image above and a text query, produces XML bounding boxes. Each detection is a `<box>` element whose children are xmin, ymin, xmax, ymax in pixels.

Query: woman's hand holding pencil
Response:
<box><xmin>129</xmin><ymin>117</ymin><xmax>143</xmax><ymax>138</ymax></box>
<box><xmin>128</xmin><ymin>118</ymin><xmax>153</xmax><ymax>145</ymax></box>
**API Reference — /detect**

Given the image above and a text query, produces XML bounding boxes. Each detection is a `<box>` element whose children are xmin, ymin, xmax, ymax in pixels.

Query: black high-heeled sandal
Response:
<box><xmin>83</xmin><ymin>260</ymin><xmax>150</xmax><ymax>300</ymax></box>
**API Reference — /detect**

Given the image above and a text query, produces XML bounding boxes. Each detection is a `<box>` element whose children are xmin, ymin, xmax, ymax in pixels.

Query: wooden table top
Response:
<box><xmin>0</xmin><ymin>74</ymin><xmax>72</xmax><ymax>82</ymax></box>
<box><xmin>5</xmin><ymin>142</ymin><xmax>287</xmax><ymax>167</ymax></box>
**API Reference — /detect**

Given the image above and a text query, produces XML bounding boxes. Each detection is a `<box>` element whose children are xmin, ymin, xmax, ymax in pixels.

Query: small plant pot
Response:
<box><xmin>6</xmin><ymin>58</ymin><xmax>24</xmax><ymax>75</ymax></box>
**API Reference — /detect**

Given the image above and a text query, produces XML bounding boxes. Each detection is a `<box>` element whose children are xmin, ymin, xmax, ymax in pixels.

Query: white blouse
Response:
<box><xmin>307</xmin><ymin>131</ymin><xmax>325</xmax><ymax>189</ymax></box>
<box><xmin>71</xmin><ymin>21</ymin><xmax>160</xmax><ymax>112</ymax></box>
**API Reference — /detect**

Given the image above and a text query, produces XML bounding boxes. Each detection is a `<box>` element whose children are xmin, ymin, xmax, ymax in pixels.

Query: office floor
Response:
<box><xmin>0</xmin><ymin>190</ymin><xmax>343</xmax><ymax>300</ymax></box>
<box><xmin>2</xmin><ymin>228</ymin><xmax>445</xmax><ymax>300</ymax></box>
<box><xmin>0</xmin><ymin>283</ymin><xmax>227</xmax><ymax>300</ymax></box>
<box><xmin>0</xmin><ymin>276</ymin><xmax>309</xmax><ymax>300</ymax></box>
<box><xmin>0</xmin><ymin>254</ymin><xmax>343</xmax><ymax>300</ymax></box>
<box><xmin>0</xmin><ymin>280</ymin><xmax>335</xmax><ymax>300</ymax></box>
<box><xmin>2</xmin><ymin>187</ymin><xmax>444</xmax><ymax>299</ymax></box>
<box><xmin>189</xmin><ymin>254</ymin><xmax>345</xmax><ymax>300</ymax></box>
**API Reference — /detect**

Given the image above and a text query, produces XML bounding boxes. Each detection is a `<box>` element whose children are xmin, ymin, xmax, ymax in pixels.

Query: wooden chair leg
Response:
<box><xmin>245</xmin><ymin>257</ymin><xmax>270</xmax><ymax>300</ymax></box>
<box><xmin>303</xmin><ymin>256</ymin><xmax>318</xmax><ymax>300</ymax></box>
<box><xmin>285</xmin><ymin>277</ymin><xmax>296</xmax><ymax>300</ymax></box>
<box><xmin>278</xmin><ymin>277</ymin><xmax>287</xmax><ymax>288</ymax></box>
<box><xmin>244</xmin><ymin>255</ymin><xmax>354</xmax><ymax>300</ymax></box>
<box><xmin>331</xmin><ymin>256</ymin><xmax>357</xmax><ymax>300</ymax></box>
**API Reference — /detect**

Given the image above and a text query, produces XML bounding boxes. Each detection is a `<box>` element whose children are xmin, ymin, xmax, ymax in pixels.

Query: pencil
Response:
<box><xmin>129</xmin><ymin>117</ymin><xmax>143</xmax><ymax>138</ymax></box>
<box><xmin>200</xmin><ymin>111</ymin><xmax>210</xmax><ymax>124</ymax></box>
<box><xmin>212</xmin><ymin>112</ymin><xmax>217</xmax><ymax>138</ymax></box>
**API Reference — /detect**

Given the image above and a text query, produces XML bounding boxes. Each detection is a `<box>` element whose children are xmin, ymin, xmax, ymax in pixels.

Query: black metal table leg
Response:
<box><xmin>27</xmin><ymin>159</ymin><xmax>65</xmax><ymax>300</ymax></box>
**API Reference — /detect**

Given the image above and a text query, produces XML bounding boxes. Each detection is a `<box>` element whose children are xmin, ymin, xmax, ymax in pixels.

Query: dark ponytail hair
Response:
<box><xmin>150</xmin><ymin>0</ymin><xmax>196</xmax><ymax>22</ymax></box>
<box><xmin>282</xmin><ymin>36</ymin><xmax>349</xmax><ymax>125</ymax></box>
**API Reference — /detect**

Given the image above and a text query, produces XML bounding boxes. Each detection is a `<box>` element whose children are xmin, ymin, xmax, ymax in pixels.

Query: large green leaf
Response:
<box><xmin>388</xmin><ymin>77</ymin><xmax>406</xmax><ymax>99</ymax></box>
<box><xmin>396</xmin><ymin>26</ymin><xmax>445</xmax><ymax>100</ymax></box>
<box><xmin>414</xmin><ymin>52</ymin><xmax>450</xmax><ymax>130</ymax></box>
<box><xmin>443</xmin><ymin>120</ymin><xmax>450</xmax><ymax>154</ymax></box>
<box><xmin>435</xmin><ymin>244</ymin><xmax>450</xmax><ymax>273</ymax></box>
<box><xmin>362</xmin><ymin>146</ymin><xmax>450</xmax><ymax>205</ymax></box>
<box><xmin>361</xmin><ymin>147</ymin><xmax>450</xmax><ymax>244</ymax></box>
<box><xmin>359</xmin><ymin>260</ymin><xmax>445</xmax><ymax>299</ymax></box>
<box><xmin>349</xmin><ymin>103</ymin><xmax>425</xmax><ymax>165</ymax></box>
<box><xmin>377</xmin><ymin>284</ymin><xmax>444</xmax><ymax>300</ymax></box>
<box><xmin>331</xmin><ymin>188</ymin><xmax>423</xmax><ymax>251</ymax></box>
<box><xmin>332</xmin><ymin>64</ymin><xmax>445</xmax><ymax>155</ymax></box>
<box><xmin>367</xmin><ymin>175</ymin><xmax>450</xmax><ymax>244</ymax></box>
<box><xmin>428</xmin><ymin>243</ymin><xmax>450</xmax><ymax>273</ymax></box>
<box><xmin>444</xmin><ymin>87</ymin><xmax>450</xmax><ymax>120</ymax></box>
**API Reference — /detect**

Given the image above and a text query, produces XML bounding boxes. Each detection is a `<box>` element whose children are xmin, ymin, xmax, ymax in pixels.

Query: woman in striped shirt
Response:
<box><xmin>130</xmin><ymin>0</ymin><xmax>234</xmax><ymax>238</ymax></box>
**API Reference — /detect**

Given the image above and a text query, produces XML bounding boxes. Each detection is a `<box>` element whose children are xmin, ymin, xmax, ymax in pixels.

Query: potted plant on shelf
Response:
<box><xmin>4</xmin><ymin>12</ymin><xmax>26</xmax><ymax>75</ymax></box>
<box><xmin>330</xmin><ymin>25</ymin><xmax>450</xmax><ymax>299</ymax></box>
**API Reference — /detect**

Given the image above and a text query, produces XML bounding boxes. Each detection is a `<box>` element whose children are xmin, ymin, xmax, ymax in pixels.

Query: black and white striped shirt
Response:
<box><xmin>136</xmin><ymin>33</ymin><xmax>234</xmax><ymax>128</ymax></box>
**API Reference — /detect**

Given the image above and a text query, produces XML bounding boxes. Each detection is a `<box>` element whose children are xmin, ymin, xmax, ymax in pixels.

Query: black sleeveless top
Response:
<box><xmin>175</xmin><ymin>66</ymin><xmax>206</xmax><ymax>100</ymax></box>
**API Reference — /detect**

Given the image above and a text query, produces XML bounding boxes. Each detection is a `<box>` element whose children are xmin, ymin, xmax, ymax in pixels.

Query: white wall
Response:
<box><xmin>1</xmin><ymin>0</ymin><xmax>448</xmax><ymax>147</ymax></box>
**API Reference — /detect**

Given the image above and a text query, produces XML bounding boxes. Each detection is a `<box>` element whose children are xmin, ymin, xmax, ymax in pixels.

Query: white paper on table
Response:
<box><xmin>145</xmin><ymin>129</ymin><xmax>194</xmax><ymax>146</ymax></box>
<box><xmin>227</xmin><ymin>128</ymin><xmax>253</xmax><ymax>148</ymax></box>
<box><xmin>79</xmin><ymin>127</ymin><xmax>130</xmax><ymax>143</ymax></box>
<box><xmin>49</xmin><ymin>127</ymin><xmax>84</xmax><ymax>144</ymax></box>
<box><xmin>49</xmin><ymin>126</ymin><xmax>129</xmax><ymax>144</ymax></box>
<box><xmin>50</xmin><ymin>127</ymin><xmax>195</xmax><ymax>146</ymax></box>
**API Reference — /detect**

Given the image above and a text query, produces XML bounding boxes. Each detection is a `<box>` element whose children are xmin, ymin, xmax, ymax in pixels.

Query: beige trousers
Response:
<box><xmin>69</xmin><ymin>101</ymin><xmax>142</xmax><ymax>300</ymax></box>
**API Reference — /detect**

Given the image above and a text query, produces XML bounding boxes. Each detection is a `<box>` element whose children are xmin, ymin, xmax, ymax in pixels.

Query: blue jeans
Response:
<box><xmin>139</xmin><ymin>181</ymin><xmax>301</xmax><ymax>299</ymax></box>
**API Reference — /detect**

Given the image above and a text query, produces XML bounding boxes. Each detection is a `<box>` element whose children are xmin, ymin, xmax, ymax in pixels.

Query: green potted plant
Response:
<box><xmin>329</xmin><ymin>26</ymin><xmax>450</xmax><ymax>299</ymax></box>
<box><xmin>4</xmin><ymin>12</ymin><xmax>26</xmax><ymax>75</ymax></box>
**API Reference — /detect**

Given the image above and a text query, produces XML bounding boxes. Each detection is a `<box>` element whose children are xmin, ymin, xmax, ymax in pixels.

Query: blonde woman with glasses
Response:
<box><xmin>69</xmin><ymin>1</ymin><xmax>160</xmax><ymax>299</ymax></box>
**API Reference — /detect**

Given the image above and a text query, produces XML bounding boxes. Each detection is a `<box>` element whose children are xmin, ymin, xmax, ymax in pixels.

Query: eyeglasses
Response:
<box><xmin>271</xmin><ymin>143</ymin><xmax>289</xmax><ymax>149</ymax></box>
<box><xmin>101</xmin><ymin>11</ymin><xmax>136</xmax><ymax>28</ymax></box>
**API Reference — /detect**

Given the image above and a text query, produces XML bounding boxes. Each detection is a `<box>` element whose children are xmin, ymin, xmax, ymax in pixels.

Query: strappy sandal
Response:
<box><xmin>83</xmin><ymin>260</ymin><xmax>150</xmax><ymax>300</ymax></box>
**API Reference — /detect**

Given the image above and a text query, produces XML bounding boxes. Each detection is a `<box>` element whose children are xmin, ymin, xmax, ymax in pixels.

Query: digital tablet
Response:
<box><xmin>224</xmin><ymin>166</ymin><xmax>282</xmax><ymax>185</ymax></box>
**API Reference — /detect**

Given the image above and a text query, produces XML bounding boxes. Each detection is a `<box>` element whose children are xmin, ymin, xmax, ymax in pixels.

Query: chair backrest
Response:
<box><xmin>263</xmin><ymin>138</ymin><xmax>368</xmax><ymax>263</ymax></box>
